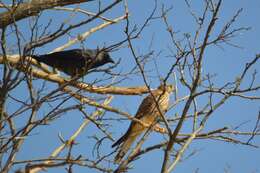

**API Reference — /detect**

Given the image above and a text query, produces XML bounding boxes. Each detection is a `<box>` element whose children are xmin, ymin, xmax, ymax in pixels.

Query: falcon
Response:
<box><xmin>112</xmin><ymin>84</ymin><xmax>174</xmax><ymax>163</ymax></box>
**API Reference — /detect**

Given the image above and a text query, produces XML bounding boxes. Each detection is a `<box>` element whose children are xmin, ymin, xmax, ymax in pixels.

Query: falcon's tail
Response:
<box><xmin>112</xmin><ymin>133</ymin><xmax>127</xmax><ymax>148</ymax></box>
<box><xmin>114</xmin><ymin>135</ymin><xmax>138</xmax><ymax>164</ymax></box>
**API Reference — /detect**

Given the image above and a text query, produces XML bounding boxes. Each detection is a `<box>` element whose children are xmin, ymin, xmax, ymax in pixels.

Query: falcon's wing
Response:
<box><xmin>135</xmin><ymin>91</ymin><xmax>160</xmax><ymax>119</ymax></box>
<box><xmin>111</xmin><ymin>93</ymin><xmax>155</xmax><ymax>148</ymax></box>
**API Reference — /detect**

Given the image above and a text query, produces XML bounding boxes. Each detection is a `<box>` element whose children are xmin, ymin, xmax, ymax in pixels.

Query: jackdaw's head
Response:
<box><xmin>96</xmin><ymin>51</ymin><xmax>114</xmax><ymax>65</ymax></box>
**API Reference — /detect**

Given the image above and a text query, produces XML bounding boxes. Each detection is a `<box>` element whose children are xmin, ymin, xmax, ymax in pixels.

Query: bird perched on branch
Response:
<box><xmin>32</xmin><ymin>48</ymin><xmax>114</xmax><ymax>77</ymax></box>
<box><xmin>112</xmin><ymin>84</ymin><xmax>174</xmax><ymax>163</ymax></box>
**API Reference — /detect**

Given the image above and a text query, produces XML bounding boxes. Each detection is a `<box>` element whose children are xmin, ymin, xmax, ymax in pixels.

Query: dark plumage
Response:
<box><xmin>32</xmin><ymin>48</ymin><xmax>114</xmax><ymax>77</ymax></box>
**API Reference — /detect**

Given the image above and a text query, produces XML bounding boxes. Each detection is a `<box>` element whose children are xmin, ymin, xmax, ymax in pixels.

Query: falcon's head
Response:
<box><xmin>158</xmin><ymin>84</ymin><xmax>174</xmax><ymax>93</ymax></box>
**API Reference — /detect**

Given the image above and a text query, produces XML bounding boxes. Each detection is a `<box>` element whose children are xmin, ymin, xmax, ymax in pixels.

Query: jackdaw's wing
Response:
<box><xmin>33</xmin><ymin>49</ymin><xmax>86</xmax><ymax>76</ymax></box>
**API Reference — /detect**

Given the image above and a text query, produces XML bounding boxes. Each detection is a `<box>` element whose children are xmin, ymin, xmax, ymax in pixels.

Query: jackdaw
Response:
<box><xmin>32</xmin><ymin>48</ymin><xmax>114</xmax><ymax>77</ymax></box>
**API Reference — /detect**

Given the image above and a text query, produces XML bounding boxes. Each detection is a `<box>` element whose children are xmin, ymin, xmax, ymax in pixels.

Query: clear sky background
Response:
<box><xmin>2</xmin><ymin>0</ymin><xmax>260</xmax><ymax>173</ymax></box>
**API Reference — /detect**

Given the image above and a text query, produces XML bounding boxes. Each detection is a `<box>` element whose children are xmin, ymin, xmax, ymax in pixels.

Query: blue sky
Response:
<box><xmin>2</xmin><ymin>0</ymin><xmax>260</xmax><ymax>173</ymax></box>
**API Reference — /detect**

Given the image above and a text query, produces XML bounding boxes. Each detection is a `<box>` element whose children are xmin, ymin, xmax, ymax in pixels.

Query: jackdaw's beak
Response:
<box><xmin>108</xmin><ymin>57</ymin><xmax>115</xmax><ymax>64</ymax></box>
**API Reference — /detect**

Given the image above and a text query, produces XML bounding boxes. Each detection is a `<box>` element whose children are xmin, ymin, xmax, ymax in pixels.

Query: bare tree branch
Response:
<box><xmin>0</xmin><ymin>0</ymin><xmax>94</xmax><ymax>28</ymax></box>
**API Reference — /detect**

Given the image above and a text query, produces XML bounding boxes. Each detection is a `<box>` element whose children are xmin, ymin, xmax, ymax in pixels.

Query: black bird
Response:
<box><xmin>32</xmin><ymin>48</ymin><xmax>114</xmax><ymax>77</ymax></box>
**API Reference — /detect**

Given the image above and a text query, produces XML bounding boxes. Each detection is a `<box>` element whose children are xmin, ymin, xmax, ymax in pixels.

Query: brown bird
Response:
<box><xmin>112</xmin><ymin>84</ymin><xmax>174</xmax><ymax>163</ymax></box>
